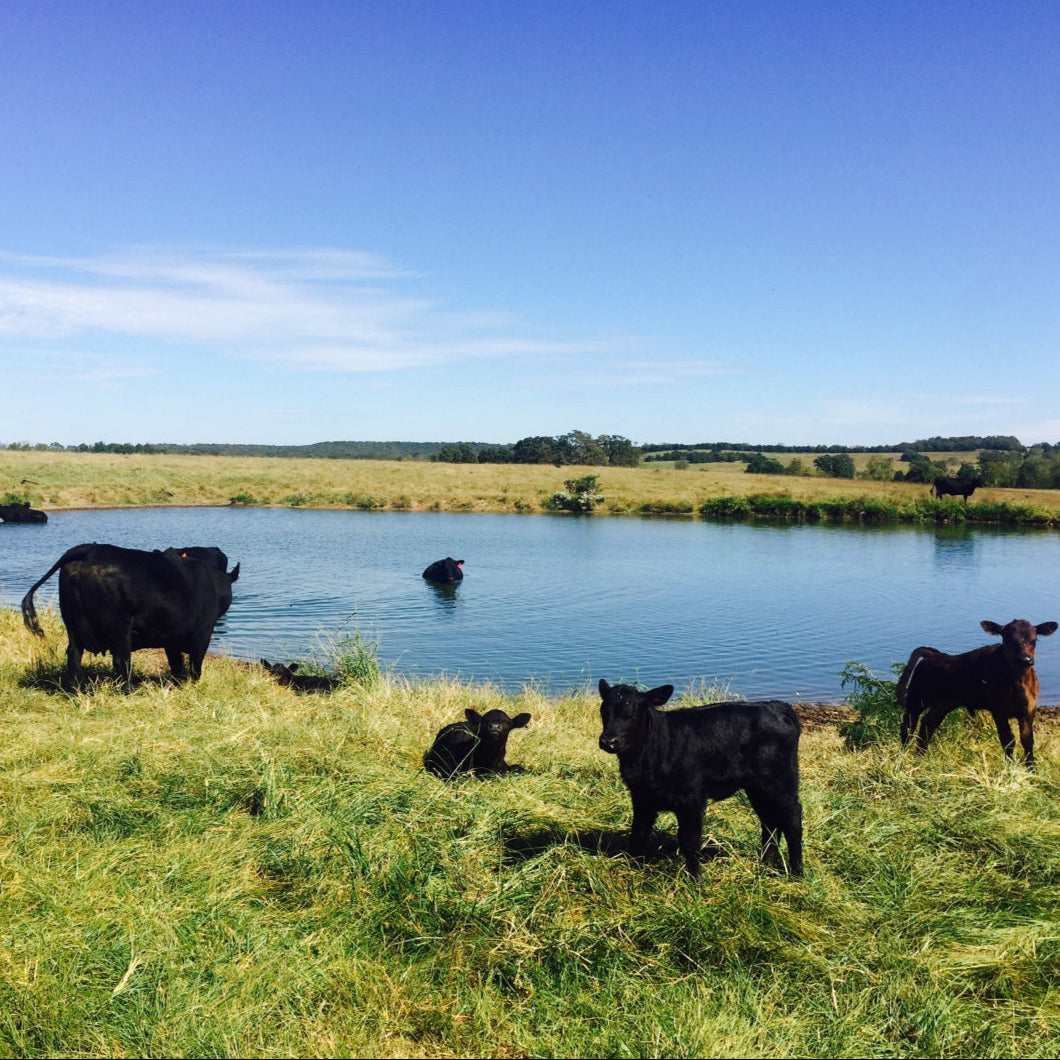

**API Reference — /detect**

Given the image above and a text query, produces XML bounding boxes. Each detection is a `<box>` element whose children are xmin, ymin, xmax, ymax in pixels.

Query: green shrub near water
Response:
<box><xmin>698</xmin><ymin>493</ymin><xmax>1059</xmax><ymax>527</ymax></box>
<box><xmin>3</xmin><ymin>610</ymin><xmax>1060</xmax><ymax>1057</ymax></box>
<box><xmin>543</xmin><ymin>474</ymin><xmax>604</xmax><ymax>513</ymax></box>
<box><xmin>837</xmin><ymin>660</ymin><xmax>907</xmax><ymax>748</ymax></box>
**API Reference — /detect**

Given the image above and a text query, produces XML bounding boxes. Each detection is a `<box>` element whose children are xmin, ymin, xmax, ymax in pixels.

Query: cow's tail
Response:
<box><xmin>20</xmin><ymin>544</ymin><xmax>95</xmax><ymax>636</ymax></box>
<box><xmin>895</xmin><ymin>646</ymin><xmax>939</xmax><ymax>708</ymax></box>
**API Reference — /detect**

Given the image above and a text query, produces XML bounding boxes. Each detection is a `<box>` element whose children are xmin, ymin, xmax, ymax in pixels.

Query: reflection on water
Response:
<box><xmin>2</xmin><ymin>508</ymin><xmax>1058</xmax><ymax>702</ymax></box>
<box><xmin>425</xmin><ymin>581</ymin><xmax>461</xmax><ymax>611</ymax></box>
<box><xmin>931</xmin><ymin>525</ymin><xmax>977</xmax><ymax>569</ymax></box>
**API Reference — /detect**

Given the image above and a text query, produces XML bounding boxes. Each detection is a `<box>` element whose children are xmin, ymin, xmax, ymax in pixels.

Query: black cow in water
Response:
<box><xmin>422</xmin><ymin>557</ymin><xmax>464</xmax><ymax>583</ymax></box>
<box><xmin>931</xmin><ymin>476</ymin><xmax>982</xmax><ymax>501</ymax></box>
<box><xmin>0</xmin><ymin>502</ymin><xmax>47</xmax><ymax>523</ymax></box>
<box><xmin>21</xmin><ymin>543</ymin><xmax>240</xmax><ymax>688</ymax></box>
<box><xmin>597</xmin><ymin>680</ymin><xmax>803</xmax><ymax>881</ymax></box>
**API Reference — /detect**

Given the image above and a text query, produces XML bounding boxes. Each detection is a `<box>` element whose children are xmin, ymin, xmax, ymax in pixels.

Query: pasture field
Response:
<box><xmin>4</xmin><ymin>448</ymin><xmax>1060</xmax><ymax>522</ymax></box>
<box><xmin>3</xmin><ymin>610</ymin><xmax>1060</xmax><ymax>1058</ymax></box>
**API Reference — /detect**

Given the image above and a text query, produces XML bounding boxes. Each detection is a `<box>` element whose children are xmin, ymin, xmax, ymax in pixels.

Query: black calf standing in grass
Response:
<box><xmin>597</xmin><ymin>680</ymin><xmax>803</xmax><ymax>881</ymax></box>
<box><xmin>424</xmin><ymin>708</ymin><xmax>532</xmax><ymax>779</ymax></box>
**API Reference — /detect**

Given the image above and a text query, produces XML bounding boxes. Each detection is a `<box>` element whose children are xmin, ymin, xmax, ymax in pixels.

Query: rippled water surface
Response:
<box><xmin>3</xmin><ymin>507</ymin><xmax>1058</xmax><ymax>702</ymax></box>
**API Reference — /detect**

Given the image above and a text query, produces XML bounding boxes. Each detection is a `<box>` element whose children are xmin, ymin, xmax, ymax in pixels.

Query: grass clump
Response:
<box><xmin>837</xmin><ymin>660</ymin><xmax>906</xmax><ymax>748</ymax></box>
<box><xmin>3</xmin><ymin>608</ymin><xmax>1060</xmax><ymax>1056</ymax></box>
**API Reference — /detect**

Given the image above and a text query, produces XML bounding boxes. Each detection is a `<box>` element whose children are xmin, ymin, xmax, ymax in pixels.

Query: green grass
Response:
<box><xmin>3</xmin><ymin>610</ymin><xmax>1060</xmax><ymax>1057</ymax></box>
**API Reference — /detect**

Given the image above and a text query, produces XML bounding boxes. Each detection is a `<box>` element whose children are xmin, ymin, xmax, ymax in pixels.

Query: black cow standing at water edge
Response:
<box><xmin>597</xmin><ymin>680</ymin><xmax>803</xmax><ymax>881</ymax></box>
<box><xmin>21</xmin><ymin>543</ymin><xmax>239</xmax><ymax>688</ymax></box>
<box><xmin>422</xmin><ymin>557</ymin><xmax>464</xmax><ymax>583</ymax></box>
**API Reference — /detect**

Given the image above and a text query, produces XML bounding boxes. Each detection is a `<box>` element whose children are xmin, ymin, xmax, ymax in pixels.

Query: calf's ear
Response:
<box><xmin>1037</xmin><ymin>621</ymin><xmax>1059</xmax><ymax>637</ymax></box>
<box><xmin>599</xmin><ymin>679</ymin><xmax>611</xmax><ymax>696</ymax></box>
<box><xmin>465</xmin><ymin>708</ymin><xmax>483</xmax><ymax>724</ymax></box>
<box><xmin>510</xmin><ymin>712</ymin><xmax>532</xmax><ymax>728</ymax></box>
<box><xmin>645</xmin><ymin>684</ymin><xmax>675</xmax><ymax>708</ymax></box>
<box><xmin>981</xmin><ymin>620</ymin><xmax>1004</xmax><ymax>637</ymax></box>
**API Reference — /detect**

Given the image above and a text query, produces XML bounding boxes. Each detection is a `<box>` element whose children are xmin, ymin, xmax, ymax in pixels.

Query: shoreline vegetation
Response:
<box><xmin>3</xmin><ymin>611</ymin><xmax>1060</xmax><ymax>1056</ymax></box>
<box><xmin>4</xmin><ymin>449</ymin><xmax>1060</xmax><ymax>526</ymax></box>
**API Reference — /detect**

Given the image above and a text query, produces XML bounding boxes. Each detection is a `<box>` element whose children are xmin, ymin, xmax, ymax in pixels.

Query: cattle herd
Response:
<box><xmin>16</xmin><ymin>541</ymin><xmax>1058</xmax><ymax>882</ymax></box>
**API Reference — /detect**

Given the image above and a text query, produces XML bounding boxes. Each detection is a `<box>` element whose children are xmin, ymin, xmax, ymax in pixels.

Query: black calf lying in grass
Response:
<box><xmin>260</xmin><ymin>659</ymin><xmax>340</xmax><ymax>693</ymax></box>
<box><xmin>424</xmin><ymin>708</ymin><xmax>532</xmax><ymax>779</ymax></box>
<box><xmin>597</xmin><ymin>680</ymin><xmax>803</xmax><ymax>881</ymax></box>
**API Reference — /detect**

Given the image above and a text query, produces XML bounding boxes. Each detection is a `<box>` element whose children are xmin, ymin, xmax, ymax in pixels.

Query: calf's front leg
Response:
<box><xmin>1017</xmin><ymin>713</ymin><xmax>1036</xmax><ymax>770</ymax></box>
<box><xmin>627</xmin><ymin>794</ymin><xmax>658</xmax><ymax>859</ymax></box>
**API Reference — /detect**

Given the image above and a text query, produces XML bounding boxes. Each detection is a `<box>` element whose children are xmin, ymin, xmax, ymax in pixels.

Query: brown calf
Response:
<box><xmin>897</xmin><ymin>619</ymin><xmax>1058</xmax><ymax>767</ymax></box>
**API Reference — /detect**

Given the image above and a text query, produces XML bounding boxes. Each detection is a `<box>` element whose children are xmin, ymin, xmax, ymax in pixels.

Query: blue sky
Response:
<box><xmin>2</xmin><ymin>1</ymin><xmax>1058</xmax><ymax>447</ymax></box>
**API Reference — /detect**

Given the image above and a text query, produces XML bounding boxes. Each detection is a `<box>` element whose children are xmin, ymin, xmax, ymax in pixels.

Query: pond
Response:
<box><xmin>3</xmin><ymin>507</ymin><xmax>1059</xmax><ymax>702</ymax></box>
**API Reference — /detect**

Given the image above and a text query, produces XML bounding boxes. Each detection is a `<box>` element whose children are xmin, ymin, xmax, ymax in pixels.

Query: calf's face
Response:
<box><xmin>467</xmin><ymin>708</ymin><xmax>531</xmax><ymax>742</ymax></box>
<box><xmin>261</xmin><ymin>659</ymin><xmax>299</xmax><ymax>685</ymax></box>
<box><xmin>598</xmin><ymin>679</ymin><xmax>674</xmax><ymax>755</ymax></box>
<box><xmin>982</xmin><ymin>619</ymin><xmax>1058</xmax><ymax>669</ymax></box>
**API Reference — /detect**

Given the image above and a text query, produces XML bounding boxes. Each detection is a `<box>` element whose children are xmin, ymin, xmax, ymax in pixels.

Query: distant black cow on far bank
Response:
<box><xmin>931</xmin><ymin>476</ymin><xmax>982</xmax><ymax>501</ymax></box>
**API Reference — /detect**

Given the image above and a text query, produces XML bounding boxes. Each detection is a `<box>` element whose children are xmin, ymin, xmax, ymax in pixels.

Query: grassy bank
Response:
<box><xmin>4</xmin><ymin>449</ymin><xmax>1060</xmax><ymax>525</ymax></box>
<box><xmin>3</xmin><ymin>610</ymin><xmax>1060</xmax><ymax>1057</ymax></box>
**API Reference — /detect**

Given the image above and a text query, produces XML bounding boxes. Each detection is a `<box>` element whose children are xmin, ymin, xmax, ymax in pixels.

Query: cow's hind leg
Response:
<box><xmin>111</xmin><ymin>651</ymin><xmax>133</xmax><ymax>689</ymax></box>
<box><xmin>915</xmin><ymin>704</ymin><xmax>952</xmax><ymax>753</ymax></box>
<box><xmin>63</xmin><ymin>637</ymin><xmax>84</xmax><ymax>691</ymax></box>
<box><xmin>187</xmin><ymin>633</ymin><xmax>213</xmax><ymax>681</ymax></box>
<box><xmin>164</xmin><ymin>647</ymin><xmax>186</xmax><ymax>681</ymax></box>
<box><xmin>746</xmin><ymin>786</ymin><xmax>803</xmax><ymax>877</ymax></box>
<box><xmin>780</xmin><ymin>798</ymin><xmax>804</xmax><ymax>877</ymax></box>
<box><xmin>674</xmin><ymin>804</ymin><xmax>705</xmax><ymax>882</ymax></box>
<box><xmin>899</xmin><ymin>700</ymin><xmax>923</xmax><ymax>747</ymax></box>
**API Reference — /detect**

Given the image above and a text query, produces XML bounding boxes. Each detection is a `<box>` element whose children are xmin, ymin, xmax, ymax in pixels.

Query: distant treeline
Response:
<box><xmin>734</xmin><ymin>447</ymin><xmax>1060</xmax><ymax>489</ymax></box>
<box><xmin>2</xmin><ymin>433</ymin><xmax>1052</xmax><ymax>468</ymax></box>
<box><xmin>432</xmin><ymin>431</ymin><xmax>641</xmax><ymax>467</ymax></box>
<box><xmin>641</xmin><ymin>435</ymin><xmax>1027</xmax><ymax>456</ymax></box>
<box><xmin>2</xmin><ymin>440</ymin><xmax>447</xmax><ymax>460</ymax></box>
<box><xmin>0</xmin><ymin>431</ymin><xmax>644</xmax><ymax>467</ymax></box>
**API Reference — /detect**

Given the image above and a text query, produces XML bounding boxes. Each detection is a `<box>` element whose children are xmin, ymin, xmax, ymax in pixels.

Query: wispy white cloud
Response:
<box><xmin>0</xmin><ymin>245</ymin><xmax>611</xmax><ymax>371</ymax></box>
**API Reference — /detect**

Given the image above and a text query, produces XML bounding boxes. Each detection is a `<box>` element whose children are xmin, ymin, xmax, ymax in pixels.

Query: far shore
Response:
<box><xmin>4</xmin><ymin>448</ymin><xmax>1060</xmax><ymax>524</ymax></box>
